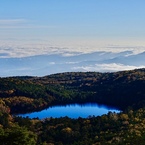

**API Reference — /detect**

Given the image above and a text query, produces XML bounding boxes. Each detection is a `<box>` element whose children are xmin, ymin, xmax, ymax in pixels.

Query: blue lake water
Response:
<box><xmin>19</xmin><ymin>103</ymin><xmax>120</xmax><ymax>119</ymax></box>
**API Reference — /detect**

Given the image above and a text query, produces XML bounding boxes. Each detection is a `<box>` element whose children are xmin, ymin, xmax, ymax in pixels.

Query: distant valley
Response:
<box><xmin>1</xmin><ymin>50</ymin><xmax>145</xmax><ymax>77</ymax></box>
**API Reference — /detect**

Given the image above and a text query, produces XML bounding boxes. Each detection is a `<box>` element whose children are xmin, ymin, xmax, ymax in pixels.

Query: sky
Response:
<box><xmin>0</xmin><ymin>0</ymin><xmax>145</xmax><ymax>57</ymax></box>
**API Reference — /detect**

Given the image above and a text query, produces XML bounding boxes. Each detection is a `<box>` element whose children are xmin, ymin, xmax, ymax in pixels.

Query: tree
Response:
<box><xmin>1</xmin><ymin>125</ymin><xmax>37</xmax><ymax>145</ymax></box>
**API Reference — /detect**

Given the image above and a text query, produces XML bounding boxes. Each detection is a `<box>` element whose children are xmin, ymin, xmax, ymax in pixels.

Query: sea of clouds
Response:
<box><xmin>0</xmin><ymin>41</ymin><xmax>145</xmax><ymax>77</ymax></box>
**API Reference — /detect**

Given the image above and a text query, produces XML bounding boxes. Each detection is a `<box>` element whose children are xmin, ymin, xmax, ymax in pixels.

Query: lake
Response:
<box><xmin>18</xmin><ymin>103</ymin><xmax>120</xmax><ymax>119</ymax></box>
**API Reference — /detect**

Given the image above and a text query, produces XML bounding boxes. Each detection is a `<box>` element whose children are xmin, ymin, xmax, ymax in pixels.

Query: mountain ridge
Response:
<box><xmin>1</xmin><ymin>50</ymin><xmax>144</xmax><ymax>77</ymax></box>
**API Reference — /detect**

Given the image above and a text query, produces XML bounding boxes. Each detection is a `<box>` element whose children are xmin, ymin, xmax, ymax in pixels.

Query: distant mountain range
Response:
<box><xmin>0</xmin><ymin>50</ymin><xmax>145</xmax><ymax>77</ymax></box>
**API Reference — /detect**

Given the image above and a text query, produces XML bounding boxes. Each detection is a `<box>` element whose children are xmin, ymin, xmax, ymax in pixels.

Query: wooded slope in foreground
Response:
<box><xmin>1</xmin><ymin>68</ymin><xmax>145</xmax><ymax>144</ymax></box>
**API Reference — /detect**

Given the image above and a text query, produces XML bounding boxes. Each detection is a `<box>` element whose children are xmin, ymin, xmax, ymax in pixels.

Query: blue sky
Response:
<box><xmin>0</xmin><ymin>0</ymin><xmax>145</xmax><ymax>57</ymax></box>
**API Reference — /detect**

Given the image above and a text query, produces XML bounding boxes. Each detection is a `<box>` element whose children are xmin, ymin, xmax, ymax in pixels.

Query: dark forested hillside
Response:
<box><xmin>1</xmin><ymin>68</ymin><xmax>145</xmax><ymax>144</ymax></box>
<box><xmin>1</xmin><ymin>68</ymin><xmax>145</xmax><ymax>113</ymax></box>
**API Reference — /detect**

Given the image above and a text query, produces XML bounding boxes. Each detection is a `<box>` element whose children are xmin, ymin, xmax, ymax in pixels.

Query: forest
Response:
<box><xmin>1</xmin><ymin>68</ymin><xmax>145</xmax><ymax>144</ymax></box>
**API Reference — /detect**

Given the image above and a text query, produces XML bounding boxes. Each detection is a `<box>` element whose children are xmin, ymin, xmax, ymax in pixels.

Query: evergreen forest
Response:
<box><xmin>1</xmin><ymin>68</ymin><xmax>145</xmax><ymax>144</ymax></box>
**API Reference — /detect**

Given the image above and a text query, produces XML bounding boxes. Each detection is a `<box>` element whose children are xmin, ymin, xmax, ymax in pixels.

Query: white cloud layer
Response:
<box><xmin>0</xmin><ymin>40</ymin><xmax>145</xmax><ymax>58</ymax></box>
<box><xmin>72</xmin><ymin>63</ymin><xmax>145</xmax><ymax>72</ymax></box>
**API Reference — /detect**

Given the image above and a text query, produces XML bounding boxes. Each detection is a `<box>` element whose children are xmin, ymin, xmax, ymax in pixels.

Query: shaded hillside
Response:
<box><xmin>32</xmin><ymin>68</ymin><xmax>145</xmax><ymax>109</ymax></box>
<box><xmin>0</xmin><ymin>68</ymin><xmax>145</xmax><ymax>114</ymax></box>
